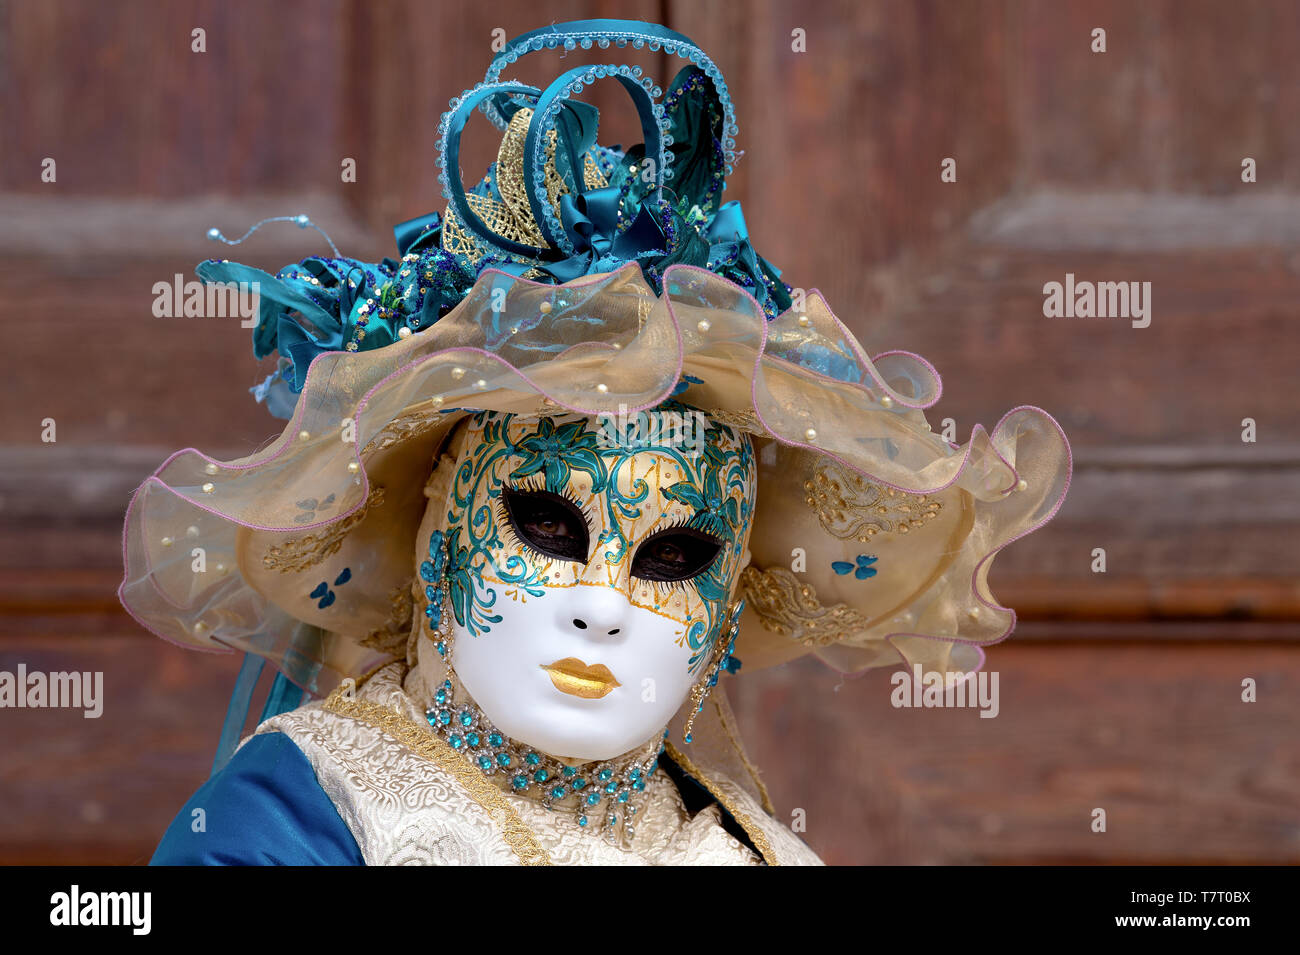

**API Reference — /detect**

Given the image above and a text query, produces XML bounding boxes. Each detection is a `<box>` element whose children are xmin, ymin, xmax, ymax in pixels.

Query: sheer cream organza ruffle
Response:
<box><xmin>119</xmin><ymin>262</ymin><xmax>1069</xmax><ymax>692</ymax></box>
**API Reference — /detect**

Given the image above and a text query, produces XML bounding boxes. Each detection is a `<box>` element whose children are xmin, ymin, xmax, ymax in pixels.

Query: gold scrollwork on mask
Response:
<box><xmin>804</xmin><ymin>461</ymin><xmax>941</xmax><ymax>542</ymax></box>
<box><xmin>738</xmin><ymin>566</ymin><xmax>870</xmax><ymax>648</ymax></box>
<box><xmin>262</xmin><ymin>486</ymin><xmax>386</xmax><ymax>574</ymax></box>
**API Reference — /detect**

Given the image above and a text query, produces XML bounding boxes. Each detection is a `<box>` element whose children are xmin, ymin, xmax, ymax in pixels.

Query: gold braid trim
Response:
<box><xmin>664</xmin><ymin>740</ymin><xmax>780</xmax><ymax>866</ymax></box>
<box><xmin>321</xmin><ymin>688</ymin><xmax>553</xmax><ymax>866</ymax></box>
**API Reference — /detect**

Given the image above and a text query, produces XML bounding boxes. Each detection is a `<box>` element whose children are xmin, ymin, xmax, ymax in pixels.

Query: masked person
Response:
<box><xmin>124</xmin><ymin>20</ymin><xmax>1071</xmax><ymax>866</ymax></box>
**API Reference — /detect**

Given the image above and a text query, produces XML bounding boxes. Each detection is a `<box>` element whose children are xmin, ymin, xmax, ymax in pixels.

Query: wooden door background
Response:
<box><xmin>1</xmin><ymin>0</ymin><xmax>1297</xmax><ymax>864</ymax></box>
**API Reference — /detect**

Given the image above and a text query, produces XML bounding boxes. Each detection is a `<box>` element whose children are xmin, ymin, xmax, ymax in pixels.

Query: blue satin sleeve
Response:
<box><xmin>150</xmin><ymin>731</ymin><xmax>364</xmax><ymax>866</ymax></box>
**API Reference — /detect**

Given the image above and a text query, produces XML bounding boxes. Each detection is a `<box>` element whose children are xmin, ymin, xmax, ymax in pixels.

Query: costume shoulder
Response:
<box><xmin>151</xmin><ymin>731</ymin><xmax>364</xmax><ymax>866</ymax></box>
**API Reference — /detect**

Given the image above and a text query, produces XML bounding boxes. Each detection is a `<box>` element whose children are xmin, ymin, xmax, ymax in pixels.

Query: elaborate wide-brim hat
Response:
<box><xmin>120</xmin><ymin>259</ymin><xmax>1069</xmax><ymax>689</ymax></box>
<box><xmin>119</xmin><ymin>19</ymin><xmax>1070</xmax><ymax>699</ymax></box>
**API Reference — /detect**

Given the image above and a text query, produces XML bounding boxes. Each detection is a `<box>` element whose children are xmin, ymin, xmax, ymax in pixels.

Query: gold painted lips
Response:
<box><xmin>540</xmin><ymin>658</ymin><xmax>622</xmax><ymax>699</ymax></box>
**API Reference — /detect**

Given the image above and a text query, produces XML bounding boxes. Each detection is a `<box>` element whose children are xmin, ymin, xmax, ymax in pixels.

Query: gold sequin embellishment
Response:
<box><xmin>804</xmin><ymin>460</ymin><xmax>941</xmax><ymax>542</ymax></box>
<box><xmin>739</xmin><ymin>566</ymin><xmax>871</xmax><ymax>648</ymax></box>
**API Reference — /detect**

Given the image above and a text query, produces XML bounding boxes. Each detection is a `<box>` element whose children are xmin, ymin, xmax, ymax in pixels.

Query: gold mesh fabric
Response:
<box><xmin>442</xmin><ymin>107</ymin><xmax>610</xmax><ymax>268</ymax></box>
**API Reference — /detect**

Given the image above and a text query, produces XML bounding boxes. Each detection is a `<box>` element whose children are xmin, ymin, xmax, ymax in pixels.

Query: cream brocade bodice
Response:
<box><xmin>254</xmin><ymin>662</ymin><xmax>822</xmax><ymax>865</ymax></box>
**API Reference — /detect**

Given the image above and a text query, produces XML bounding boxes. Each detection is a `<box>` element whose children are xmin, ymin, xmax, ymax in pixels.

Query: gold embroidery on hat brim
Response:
<box><xmin>262</xmin><ymin>485</ymin><xmax>387</xmax><ymax>574</ymax></box>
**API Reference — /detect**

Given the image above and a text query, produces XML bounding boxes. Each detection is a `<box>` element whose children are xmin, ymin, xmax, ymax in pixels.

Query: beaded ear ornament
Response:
<box><xmin>682</xmin><ymin>599</ymin><xmax>744</xmax><ymax>744</ymax></box>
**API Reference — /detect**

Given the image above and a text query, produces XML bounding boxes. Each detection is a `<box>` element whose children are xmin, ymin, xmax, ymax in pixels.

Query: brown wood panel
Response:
<box><xmin>3</xmin><ymin>0</ymin><xmax>1298</xmax><ymax>867</ymax></box>
<box><xmin>1016</xmin><ymin>0</ymin><xmax>1300</xmax><ymax>190</ymax></box>
<box><xmin>0</xmin><ymin>254</ymin><xmax>296</xmax><ymax>452</ymax></box>
<box><xmin>729</xmin><ymin>641</ymin><xmax>1300</xmax><ymax>865</ymax></box>
<box><xmin>664</xmin><ymin>2</ymin><xmax>1300</xmax><ymax>455</ymax></box>
<box><xmin>0</xmin><ymin>632</ymin><xmax>244</xmax><ymax>865</ymax></box>
<box><xmin>668</xmin><ymin>0</ymin><xmax>1020</xmax><ymax>292</ymax></box>
<box><xmin>1</xmin><ymin>0</ymin><xmax>350</xmax><ymax>195</ymax></box>
<box><xmin>888</xmin><ymin>241</ymin><xmax>1300</xmax><ymax>451</ymax></box>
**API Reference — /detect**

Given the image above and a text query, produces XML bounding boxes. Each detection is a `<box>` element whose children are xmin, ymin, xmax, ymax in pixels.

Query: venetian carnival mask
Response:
<box><xmin>424</xmin><ymin>407</ymin><xmax>756</xmax><ymax>762</ymax></box>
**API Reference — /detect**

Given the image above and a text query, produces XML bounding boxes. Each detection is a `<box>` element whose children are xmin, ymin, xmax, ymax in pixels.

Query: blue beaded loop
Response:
<box><xmin>482</xmin><ymin>20</ymin><xmax>738</xmax><ymax>167</ymax></box>
<box><xmin>436</xmin><ymin>20</ymin><xmax>740</xmax><ymax>263</ymax></box>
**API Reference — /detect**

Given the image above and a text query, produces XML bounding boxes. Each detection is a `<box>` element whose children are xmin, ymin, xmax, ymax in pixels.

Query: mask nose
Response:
<box><xmin>561</xmin><ymin>585</ymin><xmax>632</xmax><ymax>638</ymax></box>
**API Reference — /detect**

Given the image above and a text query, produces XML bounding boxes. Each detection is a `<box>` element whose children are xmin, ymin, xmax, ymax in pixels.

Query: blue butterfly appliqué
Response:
<box><xmin>832</xmin><ymin>555</ymin><xmax>878</xmax><ymax>580</ymax></box>
<box><xmin>293</xmin><ymin>493</ymin><xmax>337</xmax><ymax>524</ymax></box>
<box><xmin>671</xmin><ymin>374</ymin><xmax>704</xmax><ymax>396</ymax></box>
<box><xmin>310</xmin><ymin>567</ymin><xmax>353</xmax><ymax>609</ymax></box>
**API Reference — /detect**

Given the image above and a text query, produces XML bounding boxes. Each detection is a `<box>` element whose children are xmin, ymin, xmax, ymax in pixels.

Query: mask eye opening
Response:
<box><xmin>630</xmin><ymin>522</ymin><xmax>725</xmax><ymax>583</ymax></box>
<box><xmin>500</xmin><ymin>484</ymin><xmax>591</xmax><ymax>563</ymax></box>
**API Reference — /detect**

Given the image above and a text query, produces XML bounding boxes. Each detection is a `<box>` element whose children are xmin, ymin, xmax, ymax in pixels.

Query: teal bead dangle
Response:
<box><xmin>682</xmin><ymin>598</ymin><xmax>744</xmax><ymax>745</ymax></box>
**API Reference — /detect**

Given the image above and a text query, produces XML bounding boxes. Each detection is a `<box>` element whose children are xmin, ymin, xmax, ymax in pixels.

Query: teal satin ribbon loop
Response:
<box><xmin>393</xmin><ymin>211</ymin><xmax>442</xmax><ymax>257</ymax></box>
<box><xmin>482</xmin><ymin>20</ymin><xmax>734</xmax><ymax>164</ymax></box>
<box><xmin>535</xmin><ymin>188</ymin><xmax>665</xmax><ymax>282</ymax></box>
<box><xmin>704</xmin><ymin>200</ymin><xmax>751</xmax><ymax>248</ymax></box>
<box><xmin>523</xmin><ymin>67</ymin><xmax>664</xmax><ymax>255</ymax></box>
<box><xmin>551</xmin><ymin>99</ymin><xmax>601</xmax><ymax>199</ymax></box>
<box><xmin>559</xmin><ymin>185</ymin><xmax>623</xmax><ymax>255</ymax></box>
<box><xmin>442</xmin><ymin>81</ymin><xmax>547</xmax><ymax>260</ymax></box>
<box><xmin>560</xmin><ymin>187</ymin><xmax>666</xmax><ymax>258</ymax></box>
<box><xmin>492</xmin><ymin>20</ymin><xmax>698</xmax><ymax>69</ymax></box>
<box><xmin>198</xmin><ymin>258</ymin><xmax>350</xmax><ymax>393</ymax></box>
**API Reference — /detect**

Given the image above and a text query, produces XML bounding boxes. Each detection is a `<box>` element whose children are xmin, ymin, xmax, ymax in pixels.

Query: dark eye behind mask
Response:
<box><xmin>631</xmin><ymin>526</ymin><xmax>723</xmax><ymax>582</ymax></box>
<box><xmin>501</xmin><ymin>486</ymin><xmax>590</xmax><ymax>562</ymax></box>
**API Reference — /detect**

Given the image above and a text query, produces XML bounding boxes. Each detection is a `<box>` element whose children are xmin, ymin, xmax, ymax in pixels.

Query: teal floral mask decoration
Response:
<box><xmin>437</xmin><ymin>407</ymin><xmax>756</xmax><ymax>673</ymax></box>
<box><xmin>508</xmin><ymin>417</ymin><xmax>608</xmax><ymax>495</ymax></box>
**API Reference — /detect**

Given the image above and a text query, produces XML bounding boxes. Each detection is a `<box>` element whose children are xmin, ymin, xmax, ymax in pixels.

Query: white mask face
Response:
<box><xmin>428</xmin><ymin>409</ymin><xmax>755</xmax><ymax>762</ymax></box>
